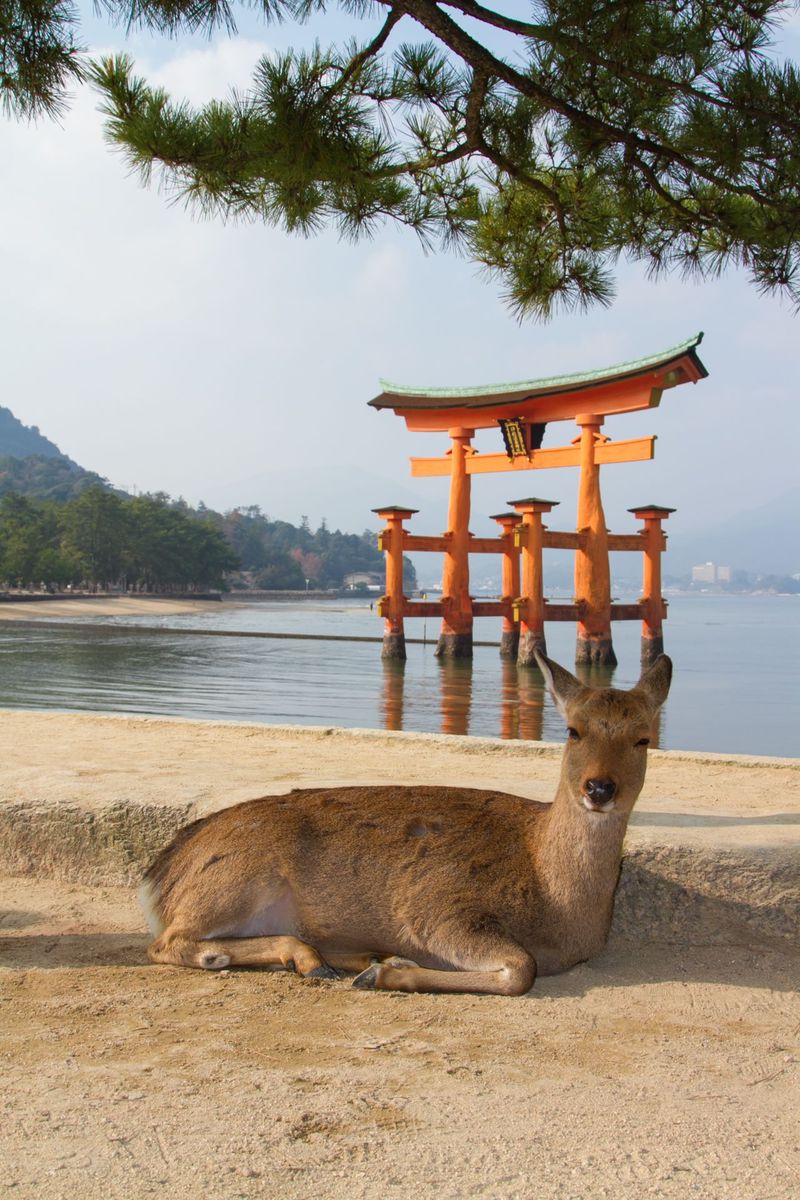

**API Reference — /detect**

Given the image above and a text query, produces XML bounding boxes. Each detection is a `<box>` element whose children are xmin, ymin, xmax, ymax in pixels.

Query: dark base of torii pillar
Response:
<box><xmin>381</xmin><ymin>632</ymin><xmax>407</xmax><ymax>660</ymax></box>
<box><xmin>640</xmin><ymin>633</ymin><xmax>664</xmax><ymax>666</ymax></box>
<box><xmin>518</xmin><ymin>629</ymin><xmax>547</xmax><ymax>666</ymax></box>
<box><xmin>435</xmin><ymin>632</ymin><xmax>473</xmax><ymax>658</ymax></box>
<box><xmin>499</xmin><ymin>630</ymin><xmax>520</xmax><ymax>659</ymax></box>
<box><xmin>575</xmin><ymin>633</ymin><xmax>618</xmax><ymax>667</ymax></box>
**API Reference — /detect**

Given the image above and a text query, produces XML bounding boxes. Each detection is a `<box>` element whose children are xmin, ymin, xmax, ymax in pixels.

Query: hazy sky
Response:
<box><xmin>3</xmin><ymin>4</ymin><xmax>799</xmax><ymax>550</ymax></box>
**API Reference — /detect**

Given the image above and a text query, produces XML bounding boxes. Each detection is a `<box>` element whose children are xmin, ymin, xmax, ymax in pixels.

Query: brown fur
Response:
<box><xmin>141</xmin><ymin>653</ymin><xmax>671</xmax><ymax>995</ymax></box>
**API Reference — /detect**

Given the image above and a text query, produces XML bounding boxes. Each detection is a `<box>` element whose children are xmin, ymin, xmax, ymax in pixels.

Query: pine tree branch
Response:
<box><xmin>628</xmin><ymin>151</ymin><xmax>715</xmax><ymax>228</ymax></box>
<box><xmin>441</xmin><ymin>0</ymin><xmax>790</xmax><ymax>124</ymax></box>
<box><xmin>327</xmin><ymin>6</ymin><xmax>404</xmax><ymax>97</ymax></box>
<box><xmin>382</xmin><ymin>0</ymin><xmax>779</xmax><ymax>207</ymax></box>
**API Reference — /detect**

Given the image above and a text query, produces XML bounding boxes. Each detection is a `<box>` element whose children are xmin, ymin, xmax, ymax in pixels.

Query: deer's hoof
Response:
<box><xmin>199</xmin><ymin>951</ymin><xmax>231</xmax><ymax>970</ymax></box>
<box><xmin>306</xmin><ymin>964</ymin><xmax>341</xmax><ymax>981</ymax></box>
<box><xmin>352</xmin><ymin>964</ymin><xmax>381</xmax><ymax>990</ymax></box>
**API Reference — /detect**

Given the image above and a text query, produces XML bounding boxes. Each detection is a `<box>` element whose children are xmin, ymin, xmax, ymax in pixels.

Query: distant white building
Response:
<box><xmin>343</xmin><ymin>572</ymin><xmax>382</xmax><ymax>591</ymax></box>
<box><xmin>691</xmin><ymin>562</ymin><xmax>731</xmax><ymax>584</ymax></box>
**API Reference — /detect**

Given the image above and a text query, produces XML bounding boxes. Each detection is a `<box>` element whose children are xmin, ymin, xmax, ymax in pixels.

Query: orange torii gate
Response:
<box><xmin>369</xmin><ymin>334</ymin><xmax>707</xmax><ymax>667</ymax></box>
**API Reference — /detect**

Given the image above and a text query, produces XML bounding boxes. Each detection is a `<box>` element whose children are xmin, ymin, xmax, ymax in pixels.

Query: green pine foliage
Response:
<box><xmin>5</xmin><ymin>2</ymin><xmax>798</xmax><ymax>318</ymax></box>
<box><xmin>0</xmin><ymin>0</ymin><xmax>84</xmax><ymax>118</ymax></box>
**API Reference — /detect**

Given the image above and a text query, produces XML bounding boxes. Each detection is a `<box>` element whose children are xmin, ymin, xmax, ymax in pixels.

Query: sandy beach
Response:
<box><xmin>0</xmin><ymin>596</ymin><xmax>224</xmax><ymax>621</ymax></box>
<box><xmin>1</xmin><ymin>710</ymin><xmax>798</xmax><ymax>1198</ymax></box>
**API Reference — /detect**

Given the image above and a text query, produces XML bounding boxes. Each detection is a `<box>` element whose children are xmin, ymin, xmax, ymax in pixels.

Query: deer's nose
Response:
<box><xmin>584</xmin><ymin>778</ymin><xmax>617</xmax><ymax>803</ymax></box>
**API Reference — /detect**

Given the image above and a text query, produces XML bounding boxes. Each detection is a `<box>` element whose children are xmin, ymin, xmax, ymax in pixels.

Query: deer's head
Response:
<box><xmin>536</xmin><ymin>653</ymin><xmax>672</xmax><ymax>816</ymax></box>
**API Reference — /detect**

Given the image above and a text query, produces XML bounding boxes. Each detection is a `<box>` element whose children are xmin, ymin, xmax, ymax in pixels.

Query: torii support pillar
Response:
<box><xmin>373</xmin><ymin>506</ymin><xmax>418</xmax><ymax>660</ymax></box>
<box><xmin>574</xmin><ymin>415</ymin><xmax>617</xmax><ymax>666</ymax></box>
<box><xmin>630</xmin><ymin>504</ymin><xmax>675</xmax><ymax>665</ymax></box>
<box><xmin>491</xmin><ymin>511</ymin><xmax>522</xmax><ymax>659</ymax></box>
<box><xmin>436</xmin><ymin>427</ymin><xmax>475</xmax><ymax>658</ymax></box>
<box><xmin>510</xmin><ymin>498</ymin><xmax>558</xmax><ymax>667</ymax></box>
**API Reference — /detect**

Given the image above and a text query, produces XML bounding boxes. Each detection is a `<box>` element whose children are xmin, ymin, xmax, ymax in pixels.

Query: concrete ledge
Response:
<box><xmin>1</xmin><ymin>711</ymin><xmax>797</xmax><ymax>950</ymax></box>
<box><xmin>614</xmin><ymin>846</ymin><xmax>799</xmax><ymax>948</ymax></box>
<box><xmin>0</xmin><ymin>800</ymin><xmax>192</xmax><ymax>888</ymax></box>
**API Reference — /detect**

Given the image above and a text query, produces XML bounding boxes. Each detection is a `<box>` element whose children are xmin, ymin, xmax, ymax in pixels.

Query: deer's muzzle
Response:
<box><xmin>582</xmin><ymin>778</ymin><xmax>617</xmax><ymax>812</ymax></box>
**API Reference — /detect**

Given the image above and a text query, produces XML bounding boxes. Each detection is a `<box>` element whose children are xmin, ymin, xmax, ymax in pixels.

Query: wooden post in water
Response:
<box><xmin>491</xmin><ymin>511</ymin><xmax>522</xmax><ymax>659</ymax></box>
<box><xmin>437</xmin><ymin>427</ymin><xmax>475</xmax><ymax>658</ymax></box>
<box><xmin>510</xmin><ymin>497</ymin><xmax>558</xmax><ymax>666</ymax></box>
<box><xmin>574</xmin><ymin>415</ymin><xmax>616</xmax><ymax>666</ymax></box>
<box><xmin>629</xmin><ymin>504</ymin><xmax>674</xmax><ymax>665</ymax></box>
<box><xmin>373</xmin><ymin>506</ymin><xmax>417</xmax><ymax>660</ymax></box>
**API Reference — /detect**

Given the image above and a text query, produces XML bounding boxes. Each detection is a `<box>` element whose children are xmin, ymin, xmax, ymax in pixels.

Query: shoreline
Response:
<box><xmin>0</xmin><ymin>595</ymin><xmax>226</xmax><ymax>620</ymax></box>
<box><xmin>0</xmin><ymin>597</ymin><xmax>797</xmax><ymax>758</ymax></box>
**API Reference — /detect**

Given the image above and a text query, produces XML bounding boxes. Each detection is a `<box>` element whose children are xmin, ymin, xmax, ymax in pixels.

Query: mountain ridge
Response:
<box><xmin>0</xmin><ymin>406</ymin><xmax>66</xmax><ymax>460</ymax></box>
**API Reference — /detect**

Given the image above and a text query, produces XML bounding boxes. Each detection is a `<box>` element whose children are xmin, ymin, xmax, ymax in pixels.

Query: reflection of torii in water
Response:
<box><xmin>369</xmin><ymin>334</ymin><xmax>707</xmax><ymax>667</ymax></box>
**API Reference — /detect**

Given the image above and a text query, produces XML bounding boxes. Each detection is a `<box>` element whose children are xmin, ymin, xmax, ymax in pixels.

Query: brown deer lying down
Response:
<box><xmin>139</xmin><ymin>653</ymin><xmax>671</xmax><ymax>996</ymax></box>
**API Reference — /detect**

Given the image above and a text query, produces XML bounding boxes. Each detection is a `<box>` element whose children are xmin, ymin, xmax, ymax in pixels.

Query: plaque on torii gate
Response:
<box><xmin>369</xmin><ymin>334</ymin><xmax>708</xmax><ymax>665</ymax></box>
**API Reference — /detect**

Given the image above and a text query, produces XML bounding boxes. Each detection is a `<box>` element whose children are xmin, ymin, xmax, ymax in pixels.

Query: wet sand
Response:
<box><xmin>0</xmin><ymin>596</ymin><xmax>223</xmax><ymax>620</ymax></box>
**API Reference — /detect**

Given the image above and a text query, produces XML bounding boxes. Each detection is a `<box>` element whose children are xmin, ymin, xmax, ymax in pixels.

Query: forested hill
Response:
<box><xmin>0</xmin><ymin>406</ymin><xmax>65</xmax><ymax>459</ymax></box>
<box><xmin>0</xmin><ymin>405</ymin><xmax>411</xmax><ymax>591</ymax></box>
<box><xmin>209</xmin><ymin>506</ymin><xmax>412</xmax><ymax>592</ymax></box>
<box><xmin>0</xmin><ymin>489</ymin><xmax>409</xmax><ymax>593</ymax></box>
<box><xmin>0</xmin><ymin>407</ymin><xmax>113</xmax><ymax>501</ymax></box>
<box><xmin>0</xmin><ymin>454</ymin><xmax>112</xmax><ymax>502</ymax></box>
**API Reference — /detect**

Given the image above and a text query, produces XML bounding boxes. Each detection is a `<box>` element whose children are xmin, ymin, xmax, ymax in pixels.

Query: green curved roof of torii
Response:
<box><xmin>370</xmin><ymin>332</ymin><xmax>707</xmax><ymax>412</ymax></box>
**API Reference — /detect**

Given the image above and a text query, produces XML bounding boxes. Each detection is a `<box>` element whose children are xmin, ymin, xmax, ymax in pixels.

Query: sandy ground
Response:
<box><xmin>0</xmin><ymin>597</ymin><xmax>223</xmax><ymax>620</ymax></box>
<box><xmin>1</xmin><ymin>712</ymin><xmax>798</xmax><ymax>1198</ymax></box>
<box><xmin>1</xmin><ymin>876</ymin><xmax>798</xmax><ymax>1200</ymax></box>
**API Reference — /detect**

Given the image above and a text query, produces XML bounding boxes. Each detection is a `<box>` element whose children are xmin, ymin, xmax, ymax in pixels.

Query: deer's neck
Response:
<box><xmin>532</xmin><ymin>784</ymin><xmax>631</xmax><ymax>921</ymax></box>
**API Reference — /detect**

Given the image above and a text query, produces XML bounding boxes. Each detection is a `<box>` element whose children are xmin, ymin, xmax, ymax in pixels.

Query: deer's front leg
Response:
<box><xmin>352</xmin><ymin>925</ymin><xmax>537</xmax><ymax>996</ymax></box>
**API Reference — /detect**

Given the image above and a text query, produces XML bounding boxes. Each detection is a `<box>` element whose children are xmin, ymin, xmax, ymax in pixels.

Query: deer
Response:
<box><xmin>139</xmin><ymin>652</ymin><xmax>671</xmax><ymax>996</ymax></box>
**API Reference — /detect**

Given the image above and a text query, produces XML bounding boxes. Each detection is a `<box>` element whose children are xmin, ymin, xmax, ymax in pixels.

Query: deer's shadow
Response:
<box><xmin>2</xmin><ymin>930</ymin><xmax>797</xmax><ymax>997</ymax></box>
<box><xmin>1</xmin><ymin>931</ymin><xmax>150</xmax><ymax>970</ymax></box>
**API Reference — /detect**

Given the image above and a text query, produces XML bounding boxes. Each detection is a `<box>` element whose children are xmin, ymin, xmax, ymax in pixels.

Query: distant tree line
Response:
<box><xmin>0</xmin><ymin>489</ymin><xmax>416</xmax><ymax>593</ymax></box>
<box><xmin>205</xmin><ymin>505</ymin><xmax>416</xmax><ymax>592</ymax></box>
<box><xmin>0</xmin><ymin>488</ymin><xmax>237</xmax><ymax>592</ymax></box>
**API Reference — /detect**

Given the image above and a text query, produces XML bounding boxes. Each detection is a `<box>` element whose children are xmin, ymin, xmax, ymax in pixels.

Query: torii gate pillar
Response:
<box><xmin>436</xmin><ymin>427</ymin><xmax>475</xmax><ymax>659</ymax></box>
<box><xmin>510</xmin><ymin>497</ymin><xmax>558</xmax><ymax>666</ymax></box>
<box><xmin>630</xmin><ymin>504</ymin><xmax>675</xmax><ymax>665</ymax></box>
<box><xmin>491</xmin><ymin>511</ymin><xmax>522</xmax><ymax>659</ymax></box>
<box><xmin>373</xmin><ymin>505</ymin><xmax>418</xmax><ymax>660</ymax></box>
<box><xmin>574</xmin><ymin>415</ymin><xmax>617</xmax><ymax>667</ymax></box>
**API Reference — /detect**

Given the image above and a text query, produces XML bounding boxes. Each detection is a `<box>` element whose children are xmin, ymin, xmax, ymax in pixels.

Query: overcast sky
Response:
<box><xmin>2</xmin><ymin>4</ymin><xmax>799</xmax><ymax>549</ymax></box>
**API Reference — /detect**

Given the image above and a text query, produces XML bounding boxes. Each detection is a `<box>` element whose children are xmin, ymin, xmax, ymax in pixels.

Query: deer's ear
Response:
<box><xmin>535</xmin><ymin>652</ymin><xmax>586</xmax><ymax>719</ymax></box>
<box><xmin>634</xmin><ymin>654</ymin><xmax>672</xmax><ymax>713</ymax></box>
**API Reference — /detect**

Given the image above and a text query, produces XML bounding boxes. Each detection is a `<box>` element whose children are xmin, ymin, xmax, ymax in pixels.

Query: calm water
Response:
<box><xmin>0</xmin><ymin>595</ymin><xmax>797</xmax><ymax>756</ymax></box>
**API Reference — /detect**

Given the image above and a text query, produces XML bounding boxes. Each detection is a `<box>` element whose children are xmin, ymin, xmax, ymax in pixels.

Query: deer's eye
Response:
<box><xmin>567</xmin><ymin>727</ymin><xmax>581</xmax><ymax>741</ymax></box>
<box><xmin>636</xmin><ymin>737</ymin><xmax>650</xmax><ymax>747</ymax></box>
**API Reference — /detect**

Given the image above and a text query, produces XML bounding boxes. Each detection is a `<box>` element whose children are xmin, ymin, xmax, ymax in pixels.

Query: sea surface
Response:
<box><xmin>0</xmin><ymin>595</ymin><xmax>797</xmax><ymax>756</ymax></box>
